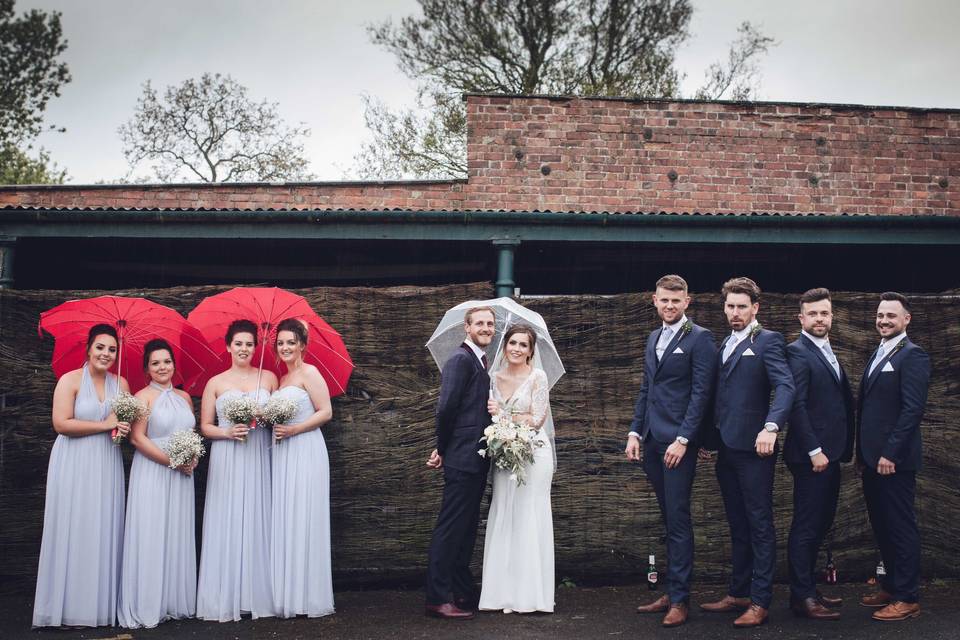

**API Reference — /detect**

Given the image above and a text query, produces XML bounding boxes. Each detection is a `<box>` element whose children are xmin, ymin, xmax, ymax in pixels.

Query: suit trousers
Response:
<box><xmin>787</xmin><ymin>461</ymin><xmax>841</xmax><ymax>600</ymax></box>
<box><xmin>862</xmin><ymin>468</ymin><xmax>920</xmax><ymax>603</ymax></box>
<box><xmin>643</xmin><ymin>438</ymin><xmax>697</xmax><ymax>604</ymax></box>
<box><xmin>716</xmin><ymin>445</ymin><xmax>777</xmax><ymax>608</ymax></box>
<box><xmin>426</xmin><ymin>466</ymin><xmax>488</xmax><ymax>605</ymax></box>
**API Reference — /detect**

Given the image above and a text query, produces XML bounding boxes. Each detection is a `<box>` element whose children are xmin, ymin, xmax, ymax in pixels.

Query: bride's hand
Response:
<box><xmin>487</xmin><ymin>398</ymin><xmax>500</xmax><ymax>416</ymax></box>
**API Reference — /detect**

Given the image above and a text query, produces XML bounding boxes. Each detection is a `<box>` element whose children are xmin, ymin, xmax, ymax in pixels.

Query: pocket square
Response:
<box><xmin>672</xmin><ymin>347</ymin><xmax>684</xmax><ymax>354</ymax></box>
<box><xmin>881</xmin><ymin>361</ymin><xmax>895</xmax><ymax>372</ymax></box>
<box><xmin>743</xmin><ymin>348</ymin><xmax>756</xmax><ymax>356</ymax></box>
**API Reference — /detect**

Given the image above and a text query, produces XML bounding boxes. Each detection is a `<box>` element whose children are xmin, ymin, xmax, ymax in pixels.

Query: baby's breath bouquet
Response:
<box><xmin>478</xmin><ymin>412</ymin><xmax>544</xmax><ymax>486</ymax></box>
<box><xmin>110</xmin><ymin>391</ymin><xmax>148</xmax><ymax>445</ymax></box>
<box><xmin>164</xmin><ymin>430</ymin><xmax>206</xmax><ymax>469</ymax></box>
<box><xmin>221</xmin><ymin>395</ymin><xmax>259</xmax><ymax>442</ymax></box>
<box><xmin>259</xmin><ymin>396</ymin><xmax>298</xmax><ymax>444</ymax></box>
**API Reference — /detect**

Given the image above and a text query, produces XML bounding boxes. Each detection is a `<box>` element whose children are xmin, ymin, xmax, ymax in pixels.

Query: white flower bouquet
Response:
<box><xmin>221</xmin><ymin>395</ymin><xmax>259</xmax><ymax>442</ymax></box>
<box><xmin>110</xmin><ymin>391</ymin><xmax>149</xmax><ymax>445</ymax></box>
<box><xmin>478</xmin><ymin>412</ymin><xmax>544</xmax><ymax>486</ymax></box>
<box><xmin>259</xmin><ymin>396</ymin><xmax>298</xmax><ymax>444</ymax></box>
<box><xmin>164</xmin><ymin>429</ymin><xmax>206</xmax><ymax>469</ymax></box>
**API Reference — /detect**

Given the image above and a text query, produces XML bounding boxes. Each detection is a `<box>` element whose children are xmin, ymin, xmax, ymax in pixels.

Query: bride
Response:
<box><xmin>479</xmin><ymin>323</ymin><xmax>555</xmax><ymax>614</ymax></box>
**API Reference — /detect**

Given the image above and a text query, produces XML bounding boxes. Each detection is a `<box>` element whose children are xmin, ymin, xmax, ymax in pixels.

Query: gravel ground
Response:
<box><xmin>5</xmin><ymin>581</ymin><xmax>958</xmax><ymax>640</ymax></box>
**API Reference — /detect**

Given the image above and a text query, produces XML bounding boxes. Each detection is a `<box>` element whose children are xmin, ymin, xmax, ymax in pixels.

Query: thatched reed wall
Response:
<box><xmin>1</xmin><ymin>283</ymin><xmax>957</xmax><ymax>595</ymax></box>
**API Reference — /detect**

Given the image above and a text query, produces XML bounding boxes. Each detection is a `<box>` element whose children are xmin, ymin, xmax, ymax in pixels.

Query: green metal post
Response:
<box><xmin>0</xmin><ymin>237</ymin><xmax>15</xmax><ymax>289</ymax></box>
<box><xmin>493</xmin><ymin>239</ymin><xmax>520</xmax><ymax>298</ymax></box>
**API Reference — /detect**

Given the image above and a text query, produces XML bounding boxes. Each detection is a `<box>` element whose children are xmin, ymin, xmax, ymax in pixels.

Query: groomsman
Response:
<box><xmin>701</xmin><ymin>277</ymin><xmax>795</xmax><ymax>628</ymax></box>
<box><xmin>425</xmin><ymin>306</ymin><xmax>496</xmax><ymax>620</ymax></box>
<box><xmin>858</xmin><ymin>292</ymin><xmax>930</xmax><ymax>622</ymax></box>
<box><xmin>784</xmin><ymin>288</ymin><xmax>854</xmax><ymax>620</ymax></box>
<box><xmin>626</xmin><ymin>275</ymin><xmax>717</xmax><ymax>627</ymax></box>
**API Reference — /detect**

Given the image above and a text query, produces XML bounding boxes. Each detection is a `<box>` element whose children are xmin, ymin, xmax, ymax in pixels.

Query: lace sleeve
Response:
<box><xmin>530</xmin><ymin>369</ymin><xmax>550</xmax><ymax>429</ymax></box>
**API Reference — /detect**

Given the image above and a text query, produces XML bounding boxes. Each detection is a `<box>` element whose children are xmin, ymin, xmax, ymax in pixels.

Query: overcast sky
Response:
<box><xmin>20</xmin><ymin>0</ymin><xmax>960</xmax><ymax>184</ymax></box>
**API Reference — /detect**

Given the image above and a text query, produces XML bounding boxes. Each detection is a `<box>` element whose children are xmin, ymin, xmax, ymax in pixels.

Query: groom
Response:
<box><xmin>626</xmin><ymin>275</ymin><xmax>717</xmax><ymax>627</ymax></box>
<box><xmin>424</xmin><ymin>306</ymin><xmax>496</xmax><ymax>619</ymax></box>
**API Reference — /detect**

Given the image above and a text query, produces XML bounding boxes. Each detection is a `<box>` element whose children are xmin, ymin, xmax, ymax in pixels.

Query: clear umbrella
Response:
<box><xmin>425</xmin><ymin>296</ymin><xmax>565</xmax><ymax>389</ymax></box>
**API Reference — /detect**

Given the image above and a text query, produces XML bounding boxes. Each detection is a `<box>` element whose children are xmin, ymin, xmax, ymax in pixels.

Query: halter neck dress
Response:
<box><xmin>118</xmin><ymin>382</ymin><xmax>197</xmax><ymax>628</ymax></box>
<box><xmin>33</xmin><ymin>365</ymin><xmax>124</xmax><ymax>627</ymax></box>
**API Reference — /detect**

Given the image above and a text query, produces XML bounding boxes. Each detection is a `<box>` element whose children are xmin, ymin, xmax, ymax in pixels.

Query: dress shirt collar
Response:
<box><xmin>879</xmin><ymin>332</ymin><xmax>907</xmax><ymax>354</ymax></box>
<box><xmin>464</xmin><ymin>337</ymin><xmax>487</xmax><ymax>365</ymax></box>
<box><xmin>801</xmin><ymin>329</ymin><xmax>831</xmax><ymax>350</ymax></box>
<box><xmin>662</xmin><ymin>315</ymin><xmax>688</xmax><ymax>333</ymax></box>
<box><xmin>729</xmin><ymin>318</ymin><xmax>759</xmax><ymax>343</ymax></box>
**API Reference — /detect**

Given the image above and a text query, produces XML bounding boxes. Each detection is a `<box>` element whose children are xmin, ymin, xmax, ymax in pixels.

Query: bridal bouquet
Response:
<box><xmin>478</xmin><ymin>412</ymin><xmax>544</xmax><ymax>486</ymax></box>
<box><xmin>259</xmin><ymin>396</ymin><xmax>298</xmax><ymax>444</ymax></box>
<box><xmin>164</xmin><ymin>430</ymin><xmax>206</xmax><ymax>469</ymax></box>
<box><xmin>110</xmin><ymin>391</ymin><xmax>148</xmax><ymax>445</ymax></box>
<box><xmin>221</xmin><ymin>395</ymin><xmax>259</xmax><ymax>442</ymax></box>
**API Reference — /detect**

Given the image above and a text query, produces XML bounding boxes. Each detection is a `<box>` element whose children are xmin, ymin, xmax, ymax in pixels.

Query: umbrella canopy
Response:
<box><xmin>186</xmin><ymin>287</ymin><xmax>353</xmax><ymax>397</ymax></box>
<box><xmin>425</xmin><ymin>297</ymin><xmax>565</xmax><ymax>389</ymax></box>
<box><xmin>39</xmin><ymin>295</ymin><xmax>222</xmax><ymax>395</ymax></box>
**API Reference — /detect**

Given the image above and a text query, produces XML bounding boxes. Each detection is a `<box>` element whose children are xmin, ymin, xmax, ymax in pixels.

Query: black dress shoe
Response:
<box><xmin>455</xmin><ymin>595</ymin><xmax>479</xmax><ymax>611</ymax></box>
<box><xmin>425</xmin><ymin>602</ymin><xmax>475</xmax><ymax>619</ymax></box>
<box><xmin>816</xmin><ymin>590</ymin><xmax>843</xmax><ymax>609</ymax></box>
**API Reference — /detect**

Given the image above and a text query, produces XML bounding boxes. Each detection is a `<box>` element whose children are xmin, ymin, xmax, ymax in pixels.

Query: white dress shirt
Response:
<box><xmin>464</xmin><ymin>338</ymin><xmax>487</xmax><ymax>368</ymax></box>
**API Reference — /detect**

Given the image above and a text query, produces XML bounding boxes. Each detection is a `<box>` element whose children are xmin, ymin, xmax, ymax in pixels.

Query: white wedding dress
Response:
<box><xmin>479</xmin><ymin>367</ymin><xmax>555</xmax><ymax>613</ymax></box>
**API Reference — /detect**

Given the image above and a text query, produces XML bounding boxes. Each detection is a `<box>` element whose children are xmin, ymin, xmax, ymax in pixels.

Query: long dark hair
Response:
<box><xmin>502</xmin><ymin>323</ymin><xmax>537</xmax><ymax>363</ymax></box>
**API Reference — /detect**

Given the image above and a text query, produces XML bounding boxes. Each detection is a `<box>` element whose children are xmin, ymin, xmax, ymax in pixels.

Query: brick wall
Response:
<box><xmin>2</xmin><ymin>95</ymin><xmax>958</xmax><ymax>215</ymax></box>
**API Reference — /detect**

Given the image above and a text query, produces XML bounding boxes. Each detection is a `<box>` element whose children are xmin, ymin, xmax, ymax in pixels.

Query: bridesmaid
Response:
<box><xmin>196</xmin><ymin>319</ymin><xmax>278</xmax><ymax>621</ymax></box>
<box><xmin>33</xmin><ymin>324</ymin><xmax>131</xmax><ymax>627</ymax></box>
<box><xmin>271</xmin><ymin>318</ymin><xmax>335</xmax><ymax>617</ymax></box>
<box><xmin>118</xmin><ymin>339</ymin><xmax>198</xmax><ymax>628</ymax></box>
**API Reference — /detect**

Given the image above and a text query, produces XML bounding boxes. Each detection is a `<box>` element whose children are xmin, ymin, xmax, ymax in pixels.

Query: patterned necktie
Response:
<box><xmin>722</xmin><ymin>335</ymin><xmax>738</xmax><ymax>364</ymax></box>
<box><xmin>656</xmin><ymin>326</ymin><xmax>673</xmax><ymax>361</ymax></box>
<box><xmin>868</xmin><ymin>346</ymin><xmax>884</xmax><ymax>376</ymax></box>
<box><xmin>822</xmin><ymin>342</ymin><xmax>840</xmax><ymax>378</ymax></box>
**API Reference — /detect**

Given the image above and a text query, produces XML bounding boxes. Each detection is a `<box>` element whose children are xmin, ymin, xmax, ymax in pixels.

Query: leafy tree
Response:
<box><xmin>0</xmin><ymin>0</ymin><xmax>70</xmax><ymax>184</ymax></box>
<box><xmin>119</xmin><ymin>73</ymin><xmax>313</xmax><ymax>183</ymax></box>
<box><xmin>355</xmin><ymin>0</ymin><xmax>774</xmax><ymax>179</ymax></box>
<box><xmin>0</xmin><ymin>143</ymin><xmax>67</xmax><ymax>184</ymax></box>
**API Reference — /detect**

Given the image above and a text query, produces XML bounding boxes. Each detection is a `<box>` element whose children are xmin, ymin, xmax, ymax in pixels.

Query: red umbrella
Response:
<box><xmin>39</xmin><ymin>295</ymin><xmax>222</xmax><ymax>395</ymax></box>
<box><xmin>186</xmin><ymin>287</ymin><xmax>353</xmax><ymax>397</ymax></box>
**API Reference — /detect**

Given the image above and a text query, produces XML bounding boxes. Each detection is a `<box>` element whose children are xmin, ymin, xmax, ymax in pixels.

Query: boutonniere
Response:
<box><xmin>749</xmin><ymin>322</ymin><xmax>762</xmax><ymax>344</ymax></box>
<box><xmin>890</xmin><ymin>338</ymin><xmax>906</xmax><ymax>356</ymax></box>
<box><xmin>680</xmin><ymin>318</ymin><xmax>693</xmax><ymax>337</ymax></box>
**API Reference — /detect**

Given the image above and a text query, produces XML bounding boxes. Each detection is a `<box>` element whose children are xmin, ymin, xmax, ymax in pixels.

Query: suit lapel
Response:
<box><xmin>655</xmin><ymin>325</ymin><xmax>685</xmax><ymax>372</ymax></box>
<box><xmin>460</xmin><ymin>342</ymin><xmax>483</xmax><ymax>372</ymax></box>
<box><xmin>802</xmin><ymin>335</ymin><xmax>840</xmax><ymax>384</ymax></box>
<box><xmin>722</xmin><ymin>335</ymin><xmax>753</xmax><ymax>379</ymax></box>
<box><xmin>863</xmin><ymin>340</ymin><xmax>903</xmax><ymax>396</ymax></box>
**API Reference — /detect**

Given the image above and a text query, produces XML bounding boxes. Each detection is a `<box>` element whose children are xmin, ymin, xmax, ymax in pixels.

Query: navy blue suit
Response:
<box><xmin>426</xmin><ymin>343</ymin><xmax>491</xmax><ymax>605</ymax></box>
<box><xmin>712</xmin><ymin>327</ymin><xmax>795</xmax><ymax>609</ymax></box>
<box><xmin>857</xmin><ymin>337</ymin><xmax>930</xmax><ymax>603</ymax></box>
<box><xmin>630</xmin><ymin>322</ymin><xmax>717</xmax><ymax>604</ymax></box>
<box><xmin>784</xmin><ymin>335</ymin><xmax>855</xmax><ymax>601</ymax></box>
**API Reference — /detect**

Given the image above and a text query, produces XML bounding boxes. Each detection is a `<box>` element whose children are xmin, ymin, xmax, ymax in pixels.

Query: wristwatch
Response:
<box><xmin>763</xmin><ymin>423</ymin><xmax>779</xmax><ymax>433</ymax></box>
<box><xmin>676</xmin><ymin>436</ymin><xmax>689</xmax><ymax>445</ymax></box>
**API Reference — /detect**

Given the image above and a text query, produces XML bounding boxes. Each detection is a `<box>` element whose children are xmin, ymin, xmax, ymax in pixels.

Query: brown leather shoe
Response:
<box><xmin>872</xmin><ymin>601</ymin><xmax>920</xmax><ymax>621</ymax></box>
<box><xmin>662</xmin><ymin>603</ymin><xmax>688</xmax><ymax>627</ymax></box>
<box><xmin>636</xmin><ymin>594</ymin><xmax>670</xmax><ymax>614</ymax></box>
<box><xmin>860</xmin><ymin>590</ymin><xmax>893</xmax><ymax>608</ymax></box>
<box><xmin>816</xmin><ymin>589</ymin><xmax>843</xmax><ymax>609</ymax></box>
<box><xmin>733</xmin><ymin>604</ymin><xmax>769</xmax><ymax>627</ymax></box>
<box><xmin>425</xmin><ymin>602</ymin><xmax>475</xmax><ymax>620</ymax></box>
<box><xmin>700</xmin><ymin>595</ymin><xmax>751</xmax><ymax>613</ymax></box>
<box><xmin>791</xmin><ymin>597</ymin><xmax>840</xmax><ymax>620</ymax></box>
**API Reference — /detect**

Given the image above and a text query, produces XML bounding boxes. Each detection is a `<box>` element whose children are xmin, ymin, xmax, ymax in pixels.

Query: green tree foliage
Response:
<box><xmin>0</xmin><ymin>144</ymin><xmax>66</xmax><ymax>184</ymax></box>
<box><xmin>118</xmin><ymin>73</ymin><xmax>313</xmax><ymax>183</ymax></box>
<box><xmin>355</xmin><ymin>0</ymin><xmax>774</xmax><ymax>179</ymax></box>
<box><xmin>0</xmin><ymin>0</ymin><xmax>71</xmax><ymax>184</ymax></box>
